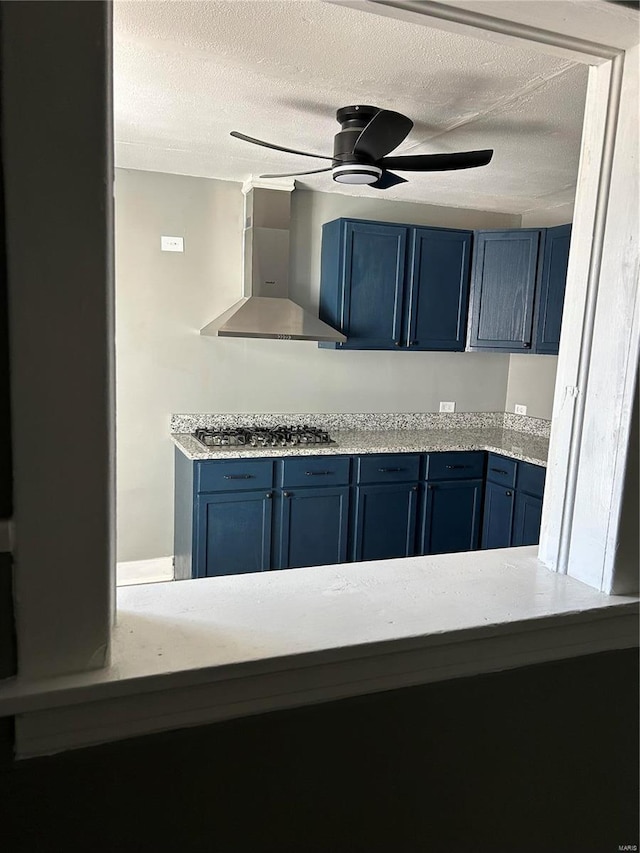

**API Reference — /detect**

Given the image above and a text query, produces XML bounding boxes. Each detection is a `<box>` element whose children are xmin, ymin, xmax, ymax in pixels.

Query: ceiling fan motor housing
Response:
<box><xmin>332</xmin><ymin>105</ymin><xmax>381</xmax><ymax>184</ymax></box>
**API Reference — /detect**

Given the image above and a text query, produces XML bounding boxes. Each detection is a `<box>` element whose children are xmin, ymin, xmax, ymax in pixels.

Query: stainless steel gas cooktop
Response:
<box><xmin>193</xmin><ymin>425</ymin><xmax>335</xmax><ymax>449</ymax></box>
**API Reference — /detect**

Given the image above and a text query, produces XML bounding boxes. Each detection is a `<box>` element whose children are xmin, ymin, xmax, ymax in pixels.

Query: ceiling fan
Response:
<box><xmin>231</xmin><ymin>105</ymin><xmax>493</xmax><ymax>190</ymax></box>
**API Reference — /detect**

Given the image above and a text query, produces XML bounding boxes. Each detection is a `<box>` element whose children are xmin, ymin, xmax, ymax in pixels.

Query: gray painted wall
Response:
<box><xmin>115</xmin><ymin>169</ymin><xmax>518</xmax><ymax>562</ymax></box>
<box><xmin>505</xmin><ymin>354</ymin><xmax>558</xmax><ymax>420</ymax></box>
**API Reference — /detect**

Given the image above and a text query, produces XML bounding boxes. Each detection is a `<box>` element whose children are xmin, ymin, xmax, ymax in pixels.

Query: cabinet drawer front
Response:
<box><xmin>424</xmin><ymin>451</ymin><xmax>485</xmax><ymax>481</ymax></box>
<box><xmin>486</xmin><ymin>454</ymin><xmax>517</xmax><ymax>488</ymax></box>
<box><xmin>356</xmin><ymin>454</ymin><xmax>420</xmax><ymax>484</ymax></box>
<box><xmin>280</xmin><ymin>456</ymin><xmax>350</xmax><ymax>488</ymax></box>
<box><xmin>196</xmin><ymin>459</ymin><xmax>273</xmax><ymax>493</ymax></box>
<box><xmin>517</xmin><ymin>461</ymin><xmax>546</xmax><ymax>498</ymax></box>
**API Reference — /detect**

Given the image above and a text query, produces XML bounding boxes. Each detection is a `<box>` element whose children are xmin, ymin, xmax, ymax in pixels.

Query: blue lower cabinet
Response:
<box><xmin>420</xmin><ymin>479</ymin><xmax>483</xmax><ymax>555</ymax></box>
<box><xmin>482</xmin><ymin>455</ymin><xmax>545</xmax><ymax>549</ymax></box>
<box><xmin>512</xmin><ymin>491</ymin><xmax>543</xmax><ymax>546</ymax></box>
<box><xmin>277</xmin><ymin>486</ymin><xmax>349</xmax><ymax>570</ymax></box>
<box><xmin>178</xmin><ymin>451</ymin><xmax>547</xmax><ymax>578</ymax></box>
<box><xmin>195</xmin><ymin>490</ymin><xmax>273</xmax><ymax>577</ymax></box>
<box><xmin>481</xmin><ymin>481</ymin><xmax>515</xmax><ymax>549</ymax></box>
<box><xmin>354</xmin><ymin>483</ymin><xmax>418</xmax><ymax>562</ymax></box>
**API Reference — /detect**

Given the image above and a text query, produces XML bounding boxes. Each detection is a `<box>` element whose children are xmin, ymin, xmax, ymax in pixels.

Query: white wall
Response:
<box><xmin>115</xmin><ymin>169</ymin><xmax>519</xmax><ymax>562</ymax></box>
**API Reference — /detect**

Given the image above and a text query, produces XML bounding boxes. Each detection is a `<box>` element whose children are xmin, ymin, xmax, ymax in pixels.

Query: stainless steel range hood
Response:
<box><xmin>200</xmin><ymin>186</ymin><xmax>346</xmax><ymax>343</ymax></box>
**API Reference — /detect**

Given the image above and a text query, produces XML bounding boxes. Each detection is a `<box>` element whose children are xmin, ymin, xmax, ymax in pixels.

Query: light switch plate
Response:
<box><xmin>514</xmin><ymin>404</ymin><xmax>528</xmax><ymax>415</ymax></box>
<box><xmin>439</xmin><ymin>401</ymin><xmax>456</xmax><ymax>413</ymax></box>
<box><xmin>161</xmin><ymin>235</ymin><xmax>184</xmax><ymax>252</ymax></box>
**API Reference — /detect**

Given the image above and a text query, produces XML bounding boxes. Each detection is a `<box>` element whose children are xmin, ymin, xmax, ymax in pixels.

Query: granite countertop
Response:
<box><xmin>171</xmin><ymin>426</ymin><xmax>548</xmax><ymax>467</ymax></box>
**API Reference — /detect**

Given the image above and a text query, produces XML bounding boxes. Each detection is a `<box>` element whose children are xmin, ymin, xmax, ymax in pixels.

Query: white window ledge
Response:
<box><xmin>0</xmin><ymin>546</ymin><xmax>637</xmax><ymax>758</ymax></box>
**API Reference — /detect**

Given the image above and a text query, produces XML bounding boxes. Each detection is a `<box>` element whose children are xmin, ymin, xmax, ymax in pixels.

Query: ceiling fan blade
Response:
<box><xmin>381</xmin><ymin>149</ymin><xmax>494</xmax><ymax>172</ymax></box>
<box><xmin>230</xmin><ymin>131</ymin><xmax>333</xmax><ymax>161</ymax></box>
<box><xmin>259</xmin><ymin>167</ymin><xmax>332</xmax><ymax>179</ymax></box>
<box><xmin>353</xmin><ymin>110</ymin><xmax>413</xmax><ymax>161</ymax></box>
<box><xmin>369</xmin><ymin>170</ymin><xmax>408</xmax><ymax>190</ymax></box>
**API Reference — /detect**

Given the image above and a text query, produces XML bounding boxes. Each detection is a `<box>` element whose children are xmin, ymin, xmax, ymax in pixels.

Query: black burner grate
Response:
<box><xmin>193</xmin><ymin>425</ymin><xmax>334</xmax><ymax>448</ymax></box>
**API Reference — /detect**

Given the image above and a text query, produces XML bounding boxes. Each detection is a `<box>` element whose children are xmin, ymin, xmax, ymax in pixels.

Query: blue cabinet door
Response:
<box><xmin>534</xmin><ymin>224</ymin><xmax>571</xmax><ymax>354</ymax></box>
<box><xmin>469</xmin><ymin>230</ymin><xmax>541</xmax><ymax>351</ymax></box>
<box><xmin>319</xmin><ymin>220</ymin><xmax>408</xmax><ymax>349</ymax></box>
<box><xmin>195</xmin><ymin>490</ymin><xmax>272</xmax><ymax>578</ymax></box>
<box><xmin>420</xmin><ymin>479</ymin><xmax>483</xmax><ymax>555</ymax></box>
<box><xmin>277</xmin><ymin>486</ymin><xmax>349</xmax><ymax>570</ymax></box>
<box><xmin>481</xmin><ymin>481</ymin><xmax>515</xmax><ymax>549</ymax></box>
<box><xmin>353</xmin><ymin>483</ymin><xmax>418</xmax><ymax>561</ymax></box>
<box><xmin>407</xmin><ymin>228</ymin><xmax>472</xmax><ymax>351</ymax></box>
<box><xmin>512</xmin><ymin>492</ymin><xmax>543</xmax><ymax>546</ymax></box>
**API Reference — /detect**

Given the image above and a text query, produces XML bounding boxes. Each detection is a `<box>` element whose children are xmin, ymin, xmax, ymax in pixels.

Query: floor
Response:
<box><xmin>116</xmin><ymin>557</ymin><xmax>174</xmax><ymax>586</ymax></box>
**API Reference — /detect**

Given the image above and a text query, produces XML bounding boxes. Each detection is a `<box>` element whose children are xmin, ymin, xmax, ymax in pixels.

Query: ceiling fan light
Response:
<box><xmin>332</xmin><ymin>164</ymin><xmax>382</xmax><ymax>185</ymax></box>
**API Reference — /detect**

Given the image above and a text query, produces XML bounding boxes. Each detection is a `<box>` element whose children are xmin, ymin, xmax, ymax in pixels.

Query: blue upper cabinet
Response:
<box><xmin>407</xmin><ymin>228</ymin><xmax>472</xmax><ymax>351</ymax></box>
<box><xmin>468</xmin><ymin>225</ymin><xmax>571</xmax><ymax>354</ymax></box>
<box><xmin>468</xmin><ymin>229</ymin><xmax>542</xmax><ymax>351</ymax></box>
<box><xmin>320</xmin><ymin>219</ymin><xmax>407</xmax><ymax>349</ymax></box>
<box><xmin>533</xmin><ymin>224</ymin><xmax>571</xmax><ymax>355</ymax></box>
<box><xmin>319</xmin><ymin>218</ymin><xmax>472</xmax><ymax>351</ymax></box>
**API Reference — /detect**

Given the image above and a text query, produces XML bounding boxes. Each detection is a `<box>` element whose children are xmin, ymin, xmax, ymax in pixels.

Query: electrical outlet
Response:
<box><xmin>439</xmin><ymin>401</ymin><xmax>455</xmax><ymax>413</ymax></box>
<box><xmin>514</xmin><ymin>404</ymin><xmax>527</xmax><ymax>415</ymax></box>
<box><xmin>161</xmin><ymin>235</ymin><xmax>184</xmax><ymax>252</ymax></box>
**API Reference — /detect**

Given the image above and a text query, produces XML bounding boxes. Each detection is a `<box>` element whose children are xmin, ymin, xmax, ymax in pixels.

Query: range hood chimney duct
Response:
<box><xmin>200</xmin><ymin>182</ymin><xmax>346</xmax><ymax>343</ymax></box>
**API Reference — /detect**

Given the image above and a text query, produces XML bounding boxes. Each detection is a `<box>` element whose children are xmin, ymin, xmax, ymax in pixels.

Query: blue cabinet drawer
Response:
<box><xmin>356</xmin><ymin>454</ymin><xmax>420</xmax><ymax>484</ymax></box>
<box><xmin>280</xmin><ymin>456</ymin><xmax>350</xmax><ymax>488</ymax></box>
<box><xmin>196</xmin><ymin>459</ymin><xmax>273</xmax><ymax>493</ymax></box>
<box><xmin>517</xmin><ymin>461</ymin><xmax>546</xmax><ymax>497</ymax></box>
<box><xmin>424</xmin><ymin>451</ymin><xmax>485</xmax><ymax>481</ymax></box>
<box><xmin>486</xmin><ymin>454</ymin><xmax>517</xmax><ymax>488</ymax></box>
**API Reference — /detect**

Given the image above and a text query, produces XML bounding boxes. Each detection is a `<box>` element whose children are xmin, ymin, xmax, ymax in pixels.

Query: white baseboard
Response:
<box><xmin>116</xmin><ymin>557</ymin><xmax>174</xmax><ymax>587</ymax></box>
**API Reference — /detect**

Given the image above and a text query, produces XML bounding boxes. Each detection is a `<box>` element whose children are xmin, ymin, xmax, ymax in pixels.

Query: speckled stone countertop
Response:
<box><xmin>172</xmin><ymin>426</ymin><xmax>548</xmax><ymax>467</ymax></box>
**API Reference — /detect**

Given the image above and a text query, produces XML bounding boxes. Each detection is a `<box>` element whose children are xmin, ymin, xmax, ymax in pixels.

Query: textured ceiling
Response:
<box><xmin>114</xmin><ymin>0</ymin><xmax>589</xmax><ymax>214</ymax></box>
